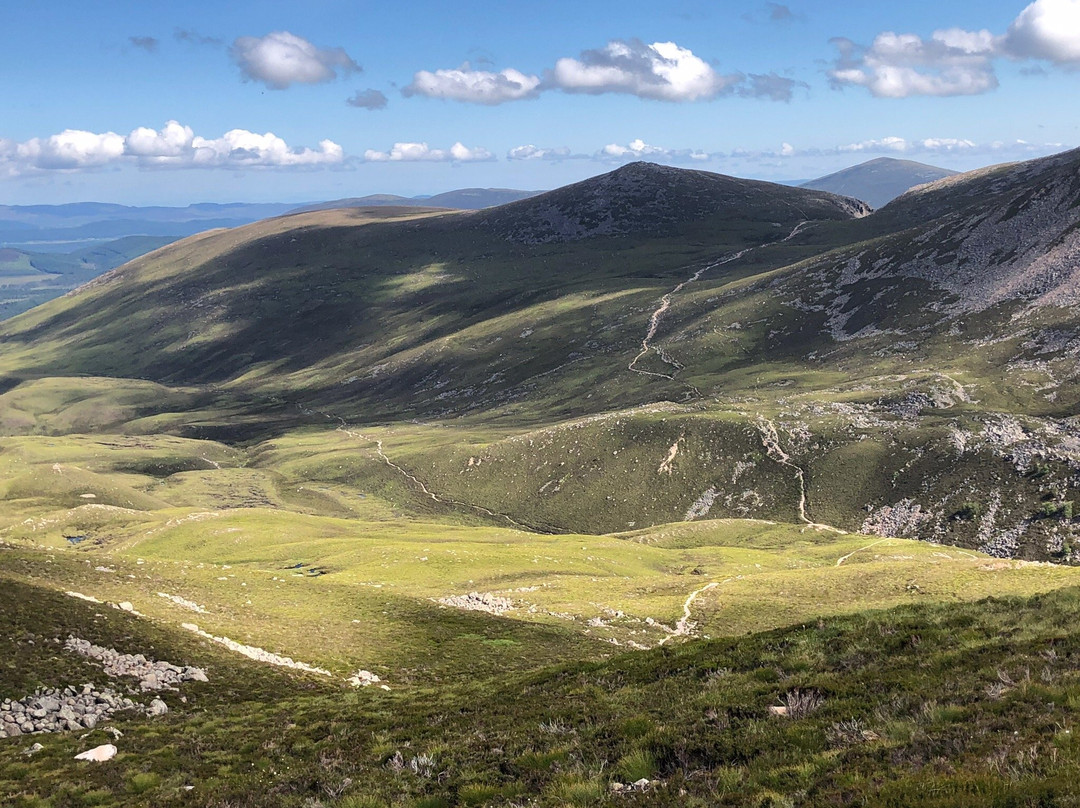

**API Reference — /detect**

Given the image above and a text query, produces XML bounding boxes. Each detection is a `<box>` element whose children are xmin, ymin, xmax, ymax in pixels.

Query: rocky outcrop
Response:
<box><xmin>1</xmin><ymin>685</ymin><xmax>137</xmax><ymax>737</ymax></box>
<box><xmin>0</xmin><ymin>638</ymin><xmax>209</xmax><ymax>739</ymax></box>
<box><xmin>64</xmin><ymin>636</ymin><xmax>208</xmax><ymax>690</ymax></box>
<box><xmin>180</xmin><ymin>623</ymin><xmax>332</xmax><ymax>677</ymax></box>
<box><xmin>436</xmin><ymin>592</ymin><xmax>514</xmax><ymax>616</ymax></box>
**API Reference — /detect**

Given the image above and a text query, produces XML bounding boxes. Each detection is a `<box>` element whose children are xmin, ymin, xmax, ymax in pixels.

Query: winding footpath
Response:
<box><xmin>757</xmin><ymin>418</ymin><xmax>847</xmax><ymax>535</ymax></box>
<box><xmin>657</xmin><ymin>579</ymin><xmax>727</xmax><ymax>646</ymax></box>
<box><xmin>300</xmin><ymin>405</ymin><xmax>546</xmax><ymax>533</ymax></box>
<box><xmin>834</xmin><ymin>538</ymin><xmax>896</xmax><ymax>566</ymax></box>
<box><xmin>628</xmin><ymin>221</ymin><xmax>809</xmax><ymax>383</ymax></box>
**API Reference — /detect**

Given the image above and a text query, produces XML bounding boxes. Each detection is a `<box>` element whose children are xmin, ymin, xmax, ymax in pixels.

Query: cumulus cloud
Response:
<box><xmin>188</xmin><ymin>130</ymin><xmax>344</xmax><ymax>167</ymax></box>
<box><xmin>346</xmin><ymin>89</ymin><xmax>388</xmax><ymax>109</ymax></box>
<box><xmin>832</xmin><ymin>1</ymin><xmax>1080</xmax><ymax>98</ymax></box>
<box><xmin>125</xmin><ymin>120</ymin><xmax>196</xmax><ymax>162</ymax></box>
<box><xmin>363</xmin><ymin>142</ymin><xmax>494</xmax><ymax>163</ymax></box>
<box><xmin>9</xmin><ymin>130</ymin><xmax>126</xmax><ymax>171</ymax></box>
<box><xmin>551</xmin><ymin>39</ymin><xmax>740</xmax><ymax>101</ymax></box>
<box><xmin>771</xmin><ymin>136</ymin><xmax>1060</xmax><ymax>160</ymax></box>
<box><xmin>838</xmin><ymin>136</ymin><xmax>977</xmax><ymax>153</ymax></box>
<box><xmin>0</xmin><ymin>121</ymin><xmax>344</xmax><ymax>176</ymax></box>
<box><xmin>506</xmin><ymin>145</ymin><xmax>580</xmax><ymax>161</ymax></box>
<box><xmin>404</xmin><ymin>64</ymin><xmax>542</xmax><ymax>104</ymax></box>
<box><xmin>595</xmin><ymin>138</ymin><xmax>712</xmax><ymax>163</ymax></box>
<box><xmin>129</xmin><ymin>36</ymin><xmax>158</xmax><ymax>53</ymax></box>
<box><xmin>230</xmin><ymin>31</ymin><xmax>359</xmax><ymax>89</ymax></box>
<box><xmin>829</xmin><ymin>30</ymin><xmax>999</xmax><ymax>97</ymax></box>
<box><xmin>1004</xmin><ymin>0</ymin><xmax>1080</xmax><ymax>63</ymax></box>
<box><xmin>403</xmin><ymin>40</ymin><xmax>798</xmax><ymax>106</ymax></box>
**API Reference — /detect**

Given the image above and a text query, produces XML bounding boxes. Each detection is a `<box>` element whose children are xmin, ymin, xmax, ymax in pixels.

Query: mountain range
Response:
<box><xmin>0</xmin><ymin>159</ymin><xmax>955</xmax><ymax>322</ymax></box>
<box><xmin>3</xmin><ymin>149</ymin><xmax>1078</xmax><ymax>557</ymax></box>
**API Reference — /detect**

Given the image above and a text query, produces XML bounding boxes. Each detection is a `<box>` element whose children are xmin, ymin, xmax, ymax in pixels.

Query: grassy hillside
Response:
<box><xmin>4</xmin><ymin>155</ymin><xmax>1080</xmax><ymax>804</ymax></box>
<box><xmin>2</xmin><ymin>155</ymin><xmax>1080</xmax><ymax>555</ymax></box>
<box><xmin>5</xmin><ymin>563</ymin><xmax>1080</xmax><ymax>806</ymax></box>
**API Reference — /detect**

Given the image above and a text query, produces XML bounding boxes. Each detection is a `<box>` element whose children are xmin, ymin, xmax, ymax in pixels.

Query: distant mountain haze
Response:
<box><xmin>288</xmin><ymin>188</ymin><xmax>539</xmax><ymax>214</ymax></box>
<box><xmin>800</xmin><ymin>157</ymin><xmax>958</xmax><ymax>209</ymax></box>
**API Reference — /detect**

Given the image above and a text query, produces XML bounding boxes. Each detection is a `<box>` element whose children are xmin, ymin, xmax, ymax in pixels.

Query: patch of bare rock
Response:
<box><xmin>1</xmin><ymin>685</ymin><xmax>137</xmax><ymax>738</ymax></box>
<box><xmin>436</xmin><ymin>592</ymin><xmax>514</xmax><ymax>616</ymax></box>
<box><xmin>64</xmin><ymin>636</ymin><xmax>208</xmax><ymax>690</ymax></box>
<box><xmin>0</xmin><ymin>637</ymin><xmax>208</xmax><ymax>739</ymax></box>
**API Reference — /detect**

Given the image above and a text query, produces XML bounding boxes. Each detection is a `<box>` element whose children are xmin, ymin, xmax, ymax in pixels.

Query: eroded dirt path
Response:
<box><xmin>300</xmin><ymin>405</ymin><xmax>546</xmax><ymax>533</ymax></box>
<box><xmin>628</xmin><ymin>222</ymin><xmax>808</xmax><ymax>384</ymax></box>
<box><xmin>628</xmin><ymin>250</ymin><xmax>751</xmax><ymax>382</ymax></box>
<box><xmin>757</xmin><ymin>418</ymin><xmax>847</xmax><ymax>534</ymax></box>
<box><xmin>657</xmin><ymin>579</ymin><xmax>727</xmax><ymax>646</ymax></box>
<box><xmin>835</xmin><ymin>538</ymin><xmax>896</xmax><ymax>566</ymax></box>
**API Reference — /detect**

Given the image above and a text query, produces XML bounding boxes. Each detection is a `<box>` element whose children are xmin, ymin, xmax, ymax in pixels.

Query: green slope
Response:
<box><xmin>6</xmin><ymin>567</ymin><xmax>1080</xmax><ymax>806</ymax></box>
<box><xmin>1</xmin><ymin>155</ymin><xmax>1079</xmax><ymax>555</ymax></box>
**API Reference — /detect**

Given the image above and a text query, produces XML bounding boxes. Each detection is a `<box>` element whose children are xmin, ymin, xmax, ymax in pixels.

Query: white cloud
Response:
<box><xmin>839</xmin><ymin>136</ymin><xmax>977</xmax><ymax>153</ymax></box>
<box><xmin>829</xmin><ymin>30</ymin><xmax>999</xmax><ymax>98</ymax></box>
<box><xmin>832</xmin><ymin>1</ymin><xmax>1080</xmax><ymax>99</ymax></box>
<box><xmin>230</xmin><ymin>31</ymin><xmax>359</xmax><ymax>89</ymax></box>
<box><xmin>363</xmin><ymin>142</ymin><xmax>494</xmax><ymax>163</ymax></box>
<box><xmin>506</xmin><ymin>145</ymin><xmax>578</xmax><ymax>161</ymax></box>
<box><xmin>0</xmin><ymin>121</ymin><xmax>344</xmax><ymax>176</ymax></box>
<box><xmin>595</xmin><ymin>138</ymin><xmax>713</xmax><ymax>163</ymax></box>
<box><xmin>9</xmin><ymin>130</ymin><xmax>126</xmax><ymax>171</ymax></box>
<box><xmin>551</xmin><ymin>39</ymin><xmax>740</xmax><ymax>101</ymax></box>
<box><xmin>772</xmin><ymin>136</ymin><xmax>1056</xmax><ymax>160</ymax></box>
<box><xmin>1005</xmin><ymin>0</ymin><xmax>1080</xmax><ymax>63</ymax></box>
<box><xmin>404</xmin><ymin>65</ymin><xmax>541</xmax><ymax>104</ymax></box>
<box><xmin>189</xmin><ymin>130</ymin><xmax>344</xmax><ymax>167</ymax></box>
<box><xmin>125</xmin><ymin>120</ymin><xmax>196</xmax><ymax>162</ymax></box>
<box><xmin>401</xmin><ymin>40</ymin><xmax>797</xmax><ymax>106</ymax></box>
<box><xmin>600</xmin><ymin>138</ymin><xmax>671</xmax><ymax>159</ymax></box>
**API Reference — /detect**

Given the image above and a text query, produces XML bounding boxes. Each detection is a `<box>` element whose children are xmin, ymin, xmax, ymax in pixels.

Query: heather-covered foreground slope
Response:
<box><xmin>5</xmin><ymin>556</ymin><xmax>1080</xmax><ymax>807</ymax></box>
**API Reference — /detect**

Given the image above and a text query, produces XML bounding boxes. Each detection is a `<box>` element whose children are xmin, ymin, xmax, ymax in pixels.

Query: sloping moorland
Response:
<box><xmin>3</xmin><ymin>152</ymin><xmax>1080</xmax><ymax>806</ymax></box>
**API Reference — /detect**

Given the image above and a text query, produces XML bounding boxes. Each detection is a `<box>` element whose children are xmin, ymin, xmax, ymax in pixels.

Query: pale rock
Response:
<box><xmin>148</xmin><ymin>699</ymin><xmax>168</xmax><ymax>716</ymax></box>
<box><xmin>74</xmin><ymin>744</ymin><xmax>117</xmax><ymax>762</ymax></box>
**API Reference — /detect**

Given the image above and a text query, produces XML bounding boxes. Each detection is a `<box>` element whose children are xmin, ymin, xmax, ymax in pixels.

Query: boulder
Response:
<box><xmin>148</xmin><ymin>699</ymin><xmax>168</xmax><ymax>717</ymax></box>
<box><xmin>74</xmin><ymin>744</ymin><xmax>117</xmax><ymax>762</ymax></box>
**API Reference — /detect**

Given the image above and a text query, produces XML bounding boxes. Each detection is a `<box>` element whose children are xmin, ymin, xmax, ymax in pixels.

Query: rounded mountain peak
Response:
<box><xmin>475</xmin><ymin>162</ymin><xmax>869</xmax><ymax>244</ymax></box>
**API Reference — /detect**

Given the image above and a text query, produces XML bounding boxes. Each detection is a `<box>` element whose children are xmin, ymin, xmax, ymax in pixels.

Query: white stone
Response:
<box><xmin>74</xmin><ymin>744</ymin><xmax>117</xmax><ymax>762</ymax></box>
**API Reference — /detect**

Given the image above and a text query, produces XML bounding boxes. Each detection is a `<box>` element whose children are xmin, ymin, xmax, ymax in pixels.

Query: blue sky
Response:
<box><xmin>2</xmin><ymin>0</ymin><xmax>1078</xmax><ymax>204</ymax></box>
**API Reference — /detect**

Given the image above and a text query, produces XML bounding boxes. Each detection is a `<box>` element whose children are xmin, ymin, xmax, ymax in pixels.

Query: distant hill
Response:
<box><xmin>0</xmin><ymin>235</ymin><xmax>178</xmax><ymax>320</ymax></box>
<box><xmin>0</xmin><ymin>202</ymin><xmax>296</xmax><ymax>251</ymax></box>
<box><xmin>0</xmin><ymin>190</ymin><xmax>542</xmax><ymax>251</ymax></box>
<box><xmin>290</xmin><ymin>187</ymin><xmax>538</xmax><ymax>215</ymax></box>
<box><xmin>476</xmin><ymin>161</ymin><xmax>870</xmax><ymax>243</ymax></box>
<box><xmin>800</xmin><ymin>157</ymin><xmax>957</xmax><ymax>209</ymax></box>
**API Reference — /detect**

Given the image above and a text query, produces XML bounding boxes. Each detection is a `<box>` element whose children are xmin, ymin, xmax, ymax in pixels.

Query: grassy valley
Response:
<box><xmin>3</xmin><ymin>155</ymin><xmax>1080</xmax><ymax>805</ymax></box>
